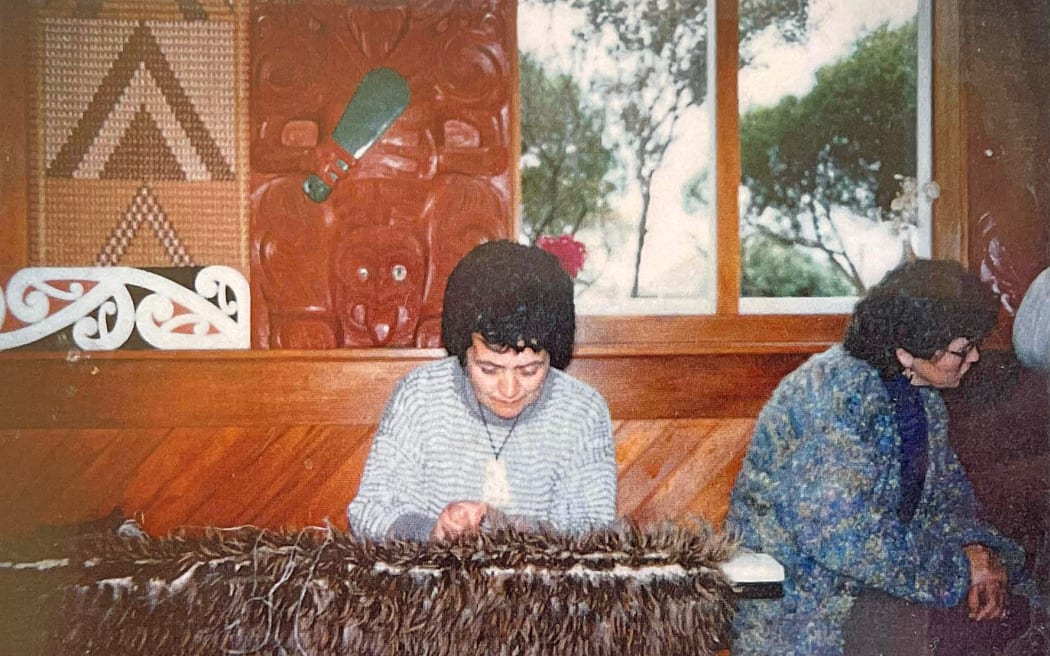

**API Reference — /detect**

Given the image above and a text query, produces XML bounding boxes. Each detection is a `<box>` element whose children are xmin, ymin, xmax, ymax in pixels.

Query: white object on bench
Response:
<box><xmin>721</xmin><ymin>549</ymin><xmax>784</xmax><ymax>584</ymax></box>
<box><xmin>721</xmin><ymin>550</ymin><xmax>784</xmax><ymax>598</ymax></box>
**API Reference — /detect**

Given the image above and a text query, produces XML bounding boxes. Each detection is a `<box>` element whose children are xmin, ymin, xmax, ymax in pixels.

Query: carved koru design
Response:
<box><xmin>415</xmin><ymin>175</ymin><xmax>509</xmax><ymax>347</ymax></box>
<box><xmin>252</xmin><ymin>175</ymin><xmax>341</xmax><ymax>349</ymax></box>
<box><xmin>976</xmin><ymin>212</ymin><xmax>1043</xmax><ymax>318</ymax></box>
<box><xmin>0</xmin><ymin>266</ymin><xmax>249</xmax><ymax>351</ymax></box>
<box><xmin>250</xmin><ymin>0</ymin><xmax>514</xmax><ymax>349</ymax></box>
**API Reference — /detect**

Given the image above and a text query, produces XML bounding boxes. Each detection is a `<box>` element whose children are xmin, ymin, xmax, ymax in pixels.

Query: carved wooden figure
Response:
<box><xmin>250</xmin><ymin>0</ymin><xmax>514</xmax><ymax>349</ymax></box>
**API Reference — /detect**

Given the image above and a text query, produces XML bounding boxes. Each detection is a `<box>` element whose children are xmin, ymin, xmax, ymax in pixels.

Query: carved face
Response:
<box><xmin>334</xmin><ymin>225</ymin><xmax>426</xmax><ymax>346</ymax></box>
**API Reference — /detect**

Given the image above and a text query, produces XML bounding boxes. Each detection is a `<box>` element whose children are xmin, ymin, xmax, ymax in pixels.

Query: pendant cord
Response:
<box><xmin>478</xmin><ymin>397</ymin><xmax>520</xmax><ymax>460</ymax></box>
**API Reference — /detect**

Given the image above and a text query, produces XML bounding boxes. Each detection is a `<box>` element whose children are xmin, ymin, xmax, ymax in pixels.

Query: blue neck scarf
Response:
<box><xmin>883</xmin><ymin>374</ymin><xmax>928</xmax><ymax>523</ymax></box>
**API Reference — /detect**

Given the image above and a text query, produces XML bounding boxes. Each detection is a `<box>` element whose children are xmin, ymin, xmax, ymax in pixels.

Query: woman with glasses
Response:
<box><xmin>726</xmin><ymin>259</ymin><xmax>1029</xmax><ymax>655</ymax></box>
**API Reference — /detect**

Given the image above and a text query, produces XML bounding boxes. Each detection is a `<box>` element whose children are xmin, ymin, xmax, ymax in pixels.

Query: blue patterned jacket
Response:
<box><xmin>726</xmin><ymin>345</ymin><xmax>1025</xmax><ymax>655</ymax></box>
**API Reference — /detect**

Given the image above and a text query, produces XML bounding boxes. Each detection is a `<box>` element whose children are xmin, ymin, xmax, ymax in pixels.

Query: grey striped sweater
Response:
<box><xmin>347</xmin><ymin>356</ymin><xmax>617</xmax><ymax>541</ymax></box>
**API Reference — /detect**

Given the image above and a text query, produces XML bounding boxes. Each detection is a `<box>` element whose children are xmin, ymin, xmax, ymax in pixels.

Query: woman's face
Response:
<box><xmin>899</xmin><ymin>337</ymin><xmax>981</xmax><ymax>388</ymax></box>
<box><xmin>466</xmin><ymin>333</ymin><xmax>550</xmax><ymax>419</ymax></box>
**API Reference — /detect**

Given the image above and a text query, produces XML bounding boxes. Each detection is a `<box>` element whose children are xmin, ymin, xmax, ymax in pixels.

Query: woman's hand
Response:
<box><xmin>432</xmin><ymin>501</ymin><xmax>489</xmax><ymax>541</ymax></box>
<box><xmin>963</xmin><ymin>544</ymin><xmax>1009</xmax><ymax>620</ymax></box>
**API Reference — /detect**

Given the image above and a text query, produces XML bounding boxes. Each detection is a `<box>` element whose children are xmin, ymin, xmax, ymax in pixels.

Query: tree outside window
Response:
<box><xmin>518</xmin><ymin>0</ymin><xmax>923</xmax><ymax>315</ymax></box>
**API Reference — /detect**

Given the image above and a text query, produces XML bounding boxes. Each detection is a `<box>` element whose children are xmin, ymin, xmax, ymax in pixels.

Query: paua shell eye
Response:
<box><xmin>391</xmin><ymin>264</ymin><xmax>408</xmax><ymax>282</ymax></box>
<box><xmin>356</xmin><ymin>267</ymin><xmax>369</xmax><ymax>282</ymax></box>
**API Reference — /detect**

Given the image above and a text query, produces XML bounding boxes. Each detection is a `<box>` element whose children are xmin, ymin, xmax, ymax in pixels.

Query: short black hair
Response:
<box><xmin>843</xmin><ymin>259</ymin><xmax>1000</xmax><ymax>378</ymax></box>
<box><xmin>441</xmin><ymin>240</ymin><xmax>576</xmax><ymax>370</ymax></box>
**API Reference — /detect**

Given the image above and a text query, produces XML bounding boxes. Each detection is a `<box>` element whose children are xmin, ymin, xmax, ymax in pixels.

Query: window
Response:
<box><xmin>738</xmin><ymin>0</ymin><xmax>930</xmax><ymax>314</ymax></box>
<box><xmin>518</xmin><ymin>0</ymin><xmax>936</xmax><ymax>333</ymax></box>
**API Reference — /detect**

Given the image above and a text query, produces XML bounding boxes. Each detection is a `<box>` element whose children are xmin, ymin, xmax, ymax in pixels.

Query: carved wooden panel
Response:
<box><xmin>963</xmin><ymin>0</ymin><xmax>1050</xmax><ymax>334</ymax></box>
<box><xmin>250</xmin><ymin>0</ymin><xmax>514</xmax><ymax>349</ymax></box>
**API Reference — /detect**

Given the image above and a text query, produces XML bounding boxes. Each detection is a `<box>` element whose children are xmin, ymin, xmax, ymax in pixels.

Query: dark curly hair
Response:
<box><xmin>843</xmin><ymin>259</ymin><xmax>1000</xmax><ymax>378</ymax></box>
<box><xmin>441</xmin><ymin>240</ymin><xmax>576</xmax><ymax>370</ymax></box>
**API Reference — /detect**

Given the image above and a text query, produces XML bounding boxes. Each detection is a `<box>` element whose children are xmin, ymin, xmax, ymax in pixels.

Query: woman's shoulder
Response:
<box><xmin>542</xmin><ymin>368</ymin><xmax>610</xmax><ymax>416</ymax></box>
<box><xmin>760</xmin><ymin>347</ymin><xmax>894</xmax><ymax>448</ymax></box>
<box><xmin>380</xmin><ymin>357</ymin><xmax>466</xmax><ymax>423</ymax></box>
<box><xmin>390</xmin><ymin>356</ymin><xmax>462</xmax><ymax>398</ymax></box>
<box><xmin>793</xmin><ymin>345</ymin><xmax>878</xmax><ymax>385</ymax></box>
<box><xmin>401</xmin><ymin>355</ymin><xmax>458</xmax><ymax>379</ymax></box>
<box><xmin>774</xmin><ymin>345</ymin><xmax>886</xmax><ymax>408</ymax></box>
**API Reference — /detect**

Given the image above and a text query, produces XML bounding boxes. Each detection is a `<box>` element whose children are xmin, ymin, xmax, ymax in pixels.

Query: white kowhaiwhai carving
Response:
<box><xmin>0</xmin><ymin>266</ymin><xmax>249</xmax><ymax>351</ymax></box>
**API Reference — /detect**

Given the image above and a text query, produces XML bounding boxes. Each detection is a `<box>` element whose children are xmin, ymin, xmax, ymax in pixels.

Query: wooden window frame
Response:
<box><xmin>566</xmin><ymin>1</ymin><xmax>964</xmax><ymax>356</ymax></box>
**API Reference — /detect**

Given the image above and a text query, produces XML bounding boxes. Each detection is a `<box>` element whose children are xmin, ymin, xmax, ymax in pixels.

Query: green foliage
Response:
<box><xmin>518</xmin><ymin>54</ymin><xmax>616</xmax><ymax>243</ymax></box>
<box><xmin>723</xmin><ymin>19</ymin><xmax>918</xmax><ymax>295</ymax></box>
<box><xmin>567</xmin><ymin>0</ymin><xmax>711</xmax><ymax>108</ymax></box>
<box><xmin>740</xmin><ymin>20</ymin><xmax>917</xmax><ymax>216</ymax></box>
<box><xmin>740</xmin><ymin>0</ymin><xmax>811</xmax><ymax>50</ymax></box>
<box><xmin>741</xmin><ymin>234</ymin><xmax>853</xmax><ymax>297</ymax></box>
<box><xmin>525</xmin><ymin>0</ymin><xmax>812</xmax><ymax>296</ymax></box>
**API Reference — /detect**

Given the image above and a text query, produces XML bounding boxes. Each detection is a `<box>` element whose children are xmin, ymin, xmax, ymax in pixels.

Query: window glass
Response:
<box><xmin>519</xmin><ymin>0</ymin><xmax>927</xmax><ymax>316</ymax></box>
<box><xmin>738</xmin><ymin>1</ymin><xmax>923</xmax><ymax>312</ymax></box>
<box><xmin>518</xmin><ymin>0</ymin><xmax>716</xmax><ymax>315</ymax></box>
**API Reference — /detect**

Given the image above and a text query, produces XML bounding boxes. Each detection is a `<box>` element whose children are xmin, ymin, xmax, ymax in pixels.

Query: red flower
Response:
<box><xmin>537</xmin><ymin>234</ymin><xmax>587</xmax><ymax>279</ymax></box>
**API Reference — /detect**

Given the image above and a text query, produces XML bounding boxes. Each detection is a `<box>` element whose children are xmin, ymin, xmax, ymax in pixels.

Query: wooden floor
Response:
<box><xmin>0</xmin><ymin>418</ymin><xmax>754</xmax><ymax>538</ymax></box>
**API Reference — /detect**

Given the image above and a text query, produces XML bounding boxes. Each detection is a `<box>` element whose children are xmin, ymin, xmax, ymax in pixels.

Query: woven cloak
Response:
<box><xmin>3</xmin><ymin>521</ymin><xmax>737</xmax><ymax>655</ymax></box>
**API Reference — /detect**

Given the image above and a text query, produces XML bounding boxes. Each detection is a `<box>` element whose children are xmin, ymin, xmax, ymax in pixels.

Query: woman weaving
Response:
<box><xmin>348</xmin><ymin>240</ymin><xmax>617</xmax><ymax>542</ymax></box>
<box><xmin>727</xmin><ymin>260</ymin><xmax>1030</xmax><ymax>655</ymax></box>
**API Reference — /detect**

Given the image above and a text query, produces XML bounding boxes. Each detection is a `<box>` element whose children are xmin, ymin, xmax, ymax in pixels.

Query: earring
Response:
<box><xmin>903</xmin><ymin>366</ymin><xmax>913</xmax><ymax>380</ymax></box>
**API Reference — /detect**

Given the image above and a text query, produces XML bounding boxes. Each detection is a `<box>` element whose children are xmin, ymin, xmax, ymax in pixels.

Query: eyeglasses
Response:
<box><xmin>945</xmin><ymin>340</ymin><xmax>980</xmax><ymax>359</ymax></box>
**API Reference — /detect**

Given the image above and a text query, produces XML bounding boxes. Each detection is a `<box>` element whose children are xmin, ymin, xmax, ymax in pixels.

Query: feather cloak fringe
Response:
<box><xmin>15</xmin><ymin>521</ymin><xmax>737</xmax><ymax>655</ymax></box>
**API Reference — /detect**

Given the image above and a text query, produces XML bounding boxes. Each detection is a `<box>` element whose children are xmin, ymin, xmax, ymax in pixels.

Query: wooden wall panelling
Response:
<box><xmin>575</xmin><ymin>314</ymin><xmax>848</xmax><ymax>350</ymax></box>
<box><xmin>250</xmin><ymin>0</ymin><xmax>516</xmax><ymax>349</ymax></box>
<box><xmin>673</xmin><ymin>419</ymin><xmax>755</xmax><ymax>524</ymax></box>
<box><xmin>0</xmin><ymin>1</ymin><xmax>28</xmax><ymax>269</ymax></box>
<box><xmin>0</xmin><ymin>350</ymin><xmax>814</xmax><ymax>429</ymax></box>
<box><xmin>1</xmin><ymin>418</ymin><xmax>754</xmax><ymax>538</ymax></box>
<box><xmin>0</xmin><ymin>348</ymin><xmax>809</xmax><ymax>538</ymax></box>
<box><xmin>120</xmin><ymin>424</ymin><xmax>377</xmax><ymax>534</ymax></box>
<box><xmin>617</xmin><ymin>420</ymin><xmax>696</xmax><ymax>517</ymax></box>
<box><xmin>0</xmin><ymin>351</ymin><xmax>431</xmax><ymax>428</ymax></box>
<box><xmin>0</xmin><ymin>425</ymin><xmax>378</xmax><ymax>537</ymax></box>
<box><xmin>615</xmin><ymin>418</ymin><xmax>754</xmax><ymax>528</ymax></box>
<box><xmin>571</xmin><ymin>352</ymin><xmax>810</xmax><ymax>419</ymax></box>
<box><xmin>0</xmin><ymin>428</ymin><xmax>168</xmax><ymax>535</ymax></box>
